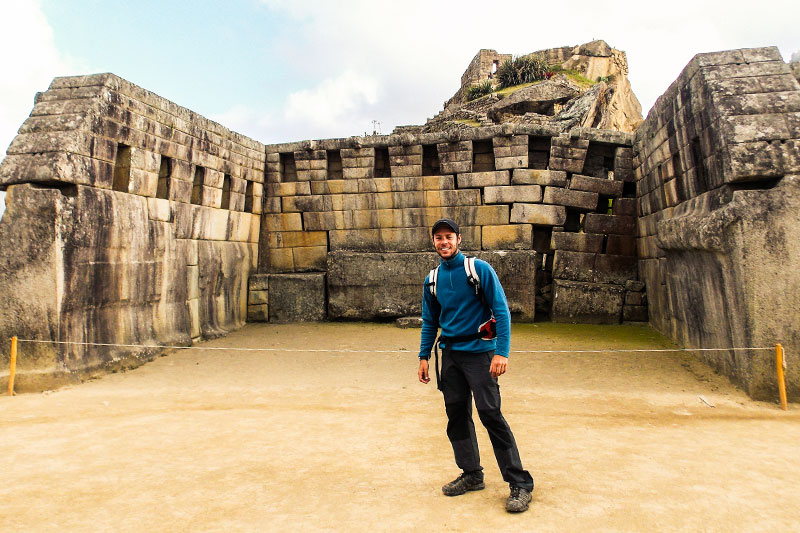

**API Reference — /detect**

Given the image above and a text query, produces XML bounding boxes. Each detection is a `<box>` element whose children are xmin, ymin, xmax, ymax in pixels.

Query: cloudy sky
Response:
<box><xmin>1</xmin><ymin>0</ymin><xmax>799</xmax><ymax>159</ymax></box>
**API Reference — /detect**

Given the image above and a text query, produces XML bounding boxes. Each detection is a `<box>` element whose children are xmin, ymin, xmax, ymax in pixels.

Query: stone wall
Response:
<box><xmin>255</xmin><ymin>124</ymin><xmax>642</xmax><ymax>325</ymax></box>
<box><xmin>633</xmin><ymin>46</ymin><xmax>800</xmax><ymax>399</ymax></box>
<box><xmin>0</xmin><ymin>74</ymin><xmax>262</xmax><ymax>391</ymax></box>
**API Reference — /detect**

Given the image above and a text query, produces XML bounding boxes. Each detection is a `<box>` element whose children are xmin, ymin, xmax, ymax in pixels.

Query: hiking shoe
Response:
<box><xmin>441</xmin><ymin>472</ymin><xmax>485</xmax><ymax>496</ymax></box>
<box><xmin>506</xmin><ymin>486</ymin><xmax>532</xmax><ymax>512</ymax></box>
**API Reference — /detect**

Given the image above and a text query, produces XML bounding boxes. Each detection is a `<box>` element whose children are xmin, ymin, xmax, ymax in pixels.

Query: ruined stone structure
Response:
<box><xmin>634</xmin><ymin>47</ymin><xmax>800</xmax><ymax>399</ymax></box>
<box><xmin>432</xmin><ymin>40</ymin><xmax>642</xmax><ymax>134</ymax></box>
<box><xmin>0</xmin><ymin>74</ymin><xmax>262</xmax><ymax>390</ymax></box>
<box><xmin>0</xmin><ymin>45</ymin><xmax>797</xmax><ymax>401</ymax></box>
<box><xmin>255</xmin><ymin>125</ymin><xmax>640</xmax><ymax>327</ymax></box>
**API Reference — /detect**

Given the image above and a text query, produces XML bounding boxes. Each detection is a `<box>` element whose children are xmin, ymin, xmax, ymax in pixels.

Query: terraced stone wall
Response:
<box><xmin>0</xmin><ymin>74</ymin><xmax>263</xmax><ymax>391</ymax></box>
<box><xmin>255</xmin><ymin>124</ymin><xmax>643</xmax><ymax>324</ymax></box>
<box><xmin>633</xmin><ymin>46</ymin><xmax>800</xmax><ymax>399</ymax></box>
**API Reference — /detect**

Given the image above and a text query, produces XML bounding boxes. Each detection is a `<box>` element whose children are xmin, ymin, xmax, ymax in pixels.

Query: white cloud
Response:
<box><xmin>0</xmin><ymin>1</ymin><xmax>80</xmax><ymax>154</ymax></box>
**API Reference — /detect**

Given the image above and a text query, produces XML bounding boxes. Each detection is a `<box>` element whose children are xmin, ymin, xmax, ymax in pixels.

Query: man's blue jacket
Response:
<box><xmin>418</xmin><ymin>251</ymin><xmax>511</xmax><ymax>359</ymax></box>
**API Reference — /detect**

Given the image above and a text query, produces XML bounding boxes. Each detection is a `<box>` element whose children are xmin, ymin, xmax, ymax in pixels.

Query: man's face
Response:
<box><xmin>433</xmin><ymin>228</ymin><xmax>461</xmax><ymax>259</ymax></box>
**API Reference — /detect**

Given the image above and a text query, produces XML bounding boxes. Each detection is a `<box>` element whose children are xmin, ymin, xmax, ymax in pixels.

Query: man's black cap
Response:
<box><xmin>431</xmin><ymin>218</ymin><xmax>460</xmax><ymax>236</ymax></box>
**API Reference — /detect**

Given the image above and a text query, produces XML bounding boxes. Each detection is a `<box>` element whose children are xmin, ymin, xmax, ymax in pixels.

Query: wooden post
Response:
<box><xmin>776</xmin><ymin>344</ymin><xmax>787</xmax><ymax>411</ymax></box>
<box><xmin>8</xmin><ymin>336</ymin><xmax>17</xmax><ymax>396</ymax></box>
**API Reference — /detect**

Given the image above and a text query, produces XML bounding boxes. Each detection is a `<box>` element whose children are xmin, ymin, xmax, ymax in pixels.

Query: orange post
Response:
<box><xmin>8</xmin><ymin>336</ymin><xmax>17</xmax><ymax>396</ymax></box>
<box><xmin>776</xmin><ymin>344</ymin><xmax>787</xmax><ymax>411</ymax></box>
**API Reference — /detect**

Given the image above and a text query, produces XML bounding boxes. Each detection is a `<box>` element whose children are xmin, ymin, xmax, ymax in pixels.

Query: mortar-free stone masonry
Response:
<box><xmin>1</xmin><ymin>41</ymin><xmax>798</xmax><ymax>401</ymax></box>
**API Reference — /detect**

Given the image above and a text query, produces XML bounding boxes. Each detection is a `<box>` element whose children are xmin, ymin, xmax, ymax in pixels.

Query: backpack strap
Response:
<box><xmin>426</xmin><ymin>266</ymin><xmax>439</xmax><ymax>297</ymax></box>
<box><xmin>463</xmin><ymin>256</ymin><xmax>480</xmax><ymax>296</ymax></box>
<box><xmin>464</xmin><ymin>256</ymin><xmax>492</xmax><ymax>312</ymax></box>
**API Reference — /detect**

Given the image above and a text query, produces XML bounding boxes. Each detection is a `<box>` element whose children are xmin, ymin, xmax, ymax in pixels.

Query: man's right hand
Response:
<box><xmin>418</xmin><ymin>359</ymin><xmax>431</xmax><ymax>384</ymax></box>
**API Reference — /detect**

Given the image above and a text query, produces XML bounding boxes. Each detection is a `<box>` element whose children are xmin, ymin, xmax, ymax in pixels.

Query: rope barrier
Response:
<box><xmin>13</xmin><ymin>337</ymin><xmax>777</xmax><ymax>354</ymax></box>
<box><xmin>6</xmin><ymin>337</ymin><xmax>788</xmax><ymax>406</ymax></box>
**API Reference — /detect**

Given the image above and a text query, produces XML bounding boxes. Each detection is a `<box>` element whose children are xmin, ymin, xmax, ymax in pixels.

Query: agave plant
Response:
<box><xmin>496</xmin><ymin>54</ymin><xmax>550</xmax><ymax>89</ymax></box>
<box><xmin>466</xmin><ymin>80</ymin><xmax>494</xmax><ymax>101</ymax></box>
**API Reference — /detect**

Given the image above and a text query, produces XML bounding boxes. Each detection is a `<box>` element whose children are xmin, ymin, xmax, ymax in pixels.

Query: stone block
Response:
<box><xmin>263</xmin><ymin>197</ymin><xmax>281</xmax><ymax>213</ymax></box>
<box><xmin>263</xmin><ymin>213</ymin><xmax>303</xmax><ymax>232</ymax></box>
<box><xmin>623</xmin><ymin>305</ymin><xmax>648</xmax><ymax>322</ymax></box>
<box><xmin>390</xmin><ymin>164</ymin><xmax>423</xmax><ymax>177</ymax></box>
<box><xmin>396</xmin><ymin>317</ymin><xmax>423</xmax><ymax>328</ymax></box>
<box><xmin>327</xmin><ymin>252</ymin><xmax>435</xmax><ymax>319</ymax></box>
<box><xmin>249</xmin><ymin>273</ymin><xmax>270</xmax><ymax>291</ymax></box>
<box><xmin>424</xmin><ymin>189</ymin><xmax>481</xmax><ymax>207</ymax></box>
<box><xmin>201</xmin><ymin>186</ymin><xmax>222</xmax><ymax>208</ymax></box>
<box><xmin>267</xmin><ymin>248</ymin><xmax>294</xmax><ymax>272</ymax></box>
<box><xmin>292</xmin><ymin>246</ymin><xmax>328</xmax><ymax>271</ymax></box>
<box><xmin>482</xmin><ymin>224</ymin><xmax>532</xmax><ymax>250</ymax></box>
<box><xmin>510</xmin><ymin>203</ymin><xmax>566</xmax><ymax>225</ymax></box>
<box><xmin>606</xmin><ymin>235</ymin><xmax>636</xmax><ymax>256</ymax></box>
<box><xmin>551</xmin><ymin>232</ymin><xmax>603</xmax><ymax>253</ymax></box>
<box><xmin>267</xmin><ymin>182</ymin><xmax>311</xmax><ymax>197</ymax></box>
<box><xmin>549</xmin><ymin>157</ymin><xmax>585</xmax><ymax>173</ymax></box>
<box><xmin>584</xmin><ymin>213</ymin><xmax>636</xmax><ymax>235</ymax></box>
<box><xmin>551</xmin><ymin>280</ymin><xmax>624</xmax><ymax>324</ymax></box>
<box><xmin>484</xmin><ymin>185</ymin><xmax>542</xmax><ymax>204</ymax></box>
<box><xmin>543</xmin><ymin>187</ymin><xmax>598</xmax><ymax>210</ymax></box>
<box><xmin>130</xmin><ymin>148</ymin><xmax>161</xmax><ymax>173</ymax></box>
<box><xmin>625</xmin><ymin>280</ymin><xmax>645</xmax><ymax>292</ymax></box>
<box><xmin>342</xmin><ymin>167</ymin><xmax>375</xmax><ymax>180</ymax></box>
<box><xmin>456</xmin><ymin>171</ymin><xmax>510</xmax><ymax>188</ymax></box>
<box><xmin>129</xmin><ymin>168</ymin><xmax>158</xmax><ymax>197</ymax></box>
<box><xmin>326</xmin><ymin>250</ymin><xmax>535</xmax><ymax>321</ymax></box>
<box><xmin>247</xmin><ymin>304</ymin><xmax>269</xmax><ymax>322</ymax></box>
<box><xmin>495</xmin><ymin>156</ymin><xmax>528</xmax><ymax>170</ymax></box>
<box><xmin>594</xmin><ymin>254</ymin><xmax>638</xmax><ymax>284</ymax></box>
<box><xmin>268</xmin><ymin>231</ymin><xmax>327</xmax><ymax>249</ymax></box>
<box><xmin>625</xmin><ymin>291</ymin><xmax>646</xmax><ymax>306</ymax></box>
<box><xmin>511</xmin><ymin>169</ymin><xmax>567</xmax><ymax>187</ymax></box>
<box><xmin>552</xmin><ymin>250</ymin><xmax>596</xmax><ymax>282</ymax></box>
<box><xmin>188</xmin><ymin>298</ymin><xmax>201</xmax><ymax>338</ymax></box>
<box><xmin>204</xmin><ymin>169</ymin><xmax>225</xmax><ymax>188</ymax></box>
<box><xmin>147</xmin><ymin>197</ymin><xmax>172</xmax><ymax>222</ymax></box>
<box><xmin>268</xmin><ymin>273</ymin><xmax>326</xmax><ymax>322</ymax></box>
<box><xmin>249</xmin><ymin>289</ymin><xmax>268</xmax><ymax>305</ymax></box>
<box><xmin>440</xmin><ymin>160</ymin><xmax>472</xmax><ymax>174</ymax></box>
<box><xmin>569</xmin><ymin>174</ymin><xmax>625</xmax><ymax>196</ymax></box>
<box><xmin>187</xmin><ymin>265</ymin><xmax>200</xmax><ymax>300</ymax></box>
<box><xmin>612</xmin><ymin>198</ymin><xmax>637</xmax><ymax>216</ymax></box>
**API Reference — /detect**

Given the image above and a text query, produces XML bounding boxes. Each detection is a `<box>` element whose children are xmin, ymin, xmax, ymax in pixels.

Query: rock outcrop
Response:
<box><xmin>424</xmin><ymin>40</ymin><xmax>643</xmax><ymax>135</ymax></box>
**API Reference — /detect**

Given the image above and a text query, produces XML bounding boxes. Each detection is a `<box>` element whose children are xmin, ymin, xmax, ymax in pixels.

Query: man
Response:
<box><xmin>418</xmin><ymin>218</ymin><xmax>534</xmax><ymax>513</ymax></box>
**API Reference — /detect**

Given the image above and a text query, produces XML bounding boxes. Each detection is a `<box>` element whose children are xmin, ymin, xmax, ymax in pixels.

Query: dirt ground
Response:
<box><xmin>1</xmin><ymin>322</ymin><xmax>798</xmax><ymax>532</ymax></box>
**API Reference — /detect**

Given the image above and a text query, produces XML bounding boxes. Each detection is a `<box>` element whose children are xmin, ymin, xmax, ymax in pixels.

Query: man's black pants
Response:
<box><xmin>441</xmin><ymin>349</ymin><xmax>534</xmax><ymax>491</ymax></box>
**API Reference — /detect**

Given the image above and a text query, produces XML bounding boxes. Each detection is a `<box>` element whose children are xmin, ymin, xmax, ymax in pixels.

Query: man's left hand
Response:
<box><xmin>490</xmin><ymin>355</ymin><xmax>508</xmax><ymax>378</ymax></box>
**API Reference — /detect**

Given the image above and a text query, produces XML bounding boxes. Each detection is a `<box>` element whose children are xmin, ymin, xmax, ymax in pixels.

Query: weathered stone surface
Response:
<box><xmin>584</xmin><ymin>213</ymin><xmax>636</xmax><ymax>235</ymax></box>
<box><xmin>543</xmin><ymin>187</ymin><xmax>598</xmax><ymax>209</ymax></box>
<box><xmin>623</xmin><ymin>305</ymin><xmax>648</xmax><ymax>322</ymax></box>
<box><xmin>512</xmin><ymin>169</ymin><xmax>567</xmax><ymax>187</ymax></box>
<box><xmin>625</xmin><ymin>280</ymin><xmax>645</xmax><ymax>292</ymax></box>
<box><xmin>396</xmin><ymin>316</ymin><xmax>423</xmax><ymax>328</ymax></box>
<box><xmin>482</xmin><ymin>224</ymin><xmax>533</xmax><ymax>250</ymax></box>
<box><xmin>551</xmin><ymin>280</ymin><xmax>624</xmax><ymax>324</ymax></box>
<box><xmin>268</xmin><ymin>273</ymin><xmax>326</xmax><ymax>322</ymax></box>
<box><xmin>551</xmin><ymin>232</ymin><xmax>603</xmax><ymax>253</ymax></box>
<box><xmin>484</xmin><ymin>185</ymin><xmax>542</xmax><ymax>204</ymax></box>
<box><xmin>327</xmin><ymin>251</ymin><xmax>536</xmax><ymax>321</ymax></box>
<box><xmin>0</xmin><ymin>183</ymin><xmax>255</xmax><ymax>391</ymax></box>
<box><xmin>569</xmin><ymin>174</ymin><xmax>625</xmax><ymax>196</ymax></box>
<box><xmin>606</xmin><ymin>234</ymin><xmax>636</xmax><ymax>256</ymax></box>
<box><xmin>594</xmin><ymin>254</ymin><xmax>638</xmax><ymax>284</ymax></box>
<box><xmin>456</xmin><ymin>171</ymin><xmax>510</xmax><ymax>188</ymax></box>
<box><xmin>510</xmin><ymin>203</ymin><xmax>566</xmax><ymax>225</ymax></box>
<box><xmin>552</xmin><ymin>250</ymin><xmax>596</xmax><ymax>282</ymax></box>
<box><xmin>487</xmin><ymin>79</ymin><xmax>579</xmax><ymax>122</ymax></box>
<box><xmin>327</xmin><ymin>252</ymin><xmax>436</xmax><ymax>320</ymax></box>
